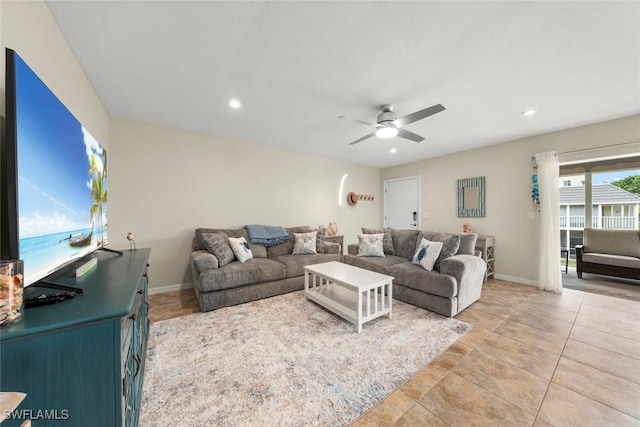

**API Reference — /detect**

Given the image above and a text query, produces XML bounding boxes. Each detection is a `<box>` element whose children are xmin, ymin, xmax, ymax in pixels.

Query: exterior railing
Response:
<box><xmin>559</xmin><ymin>216</ymin><xmax>638</xmax><ymax>230</ymax></box>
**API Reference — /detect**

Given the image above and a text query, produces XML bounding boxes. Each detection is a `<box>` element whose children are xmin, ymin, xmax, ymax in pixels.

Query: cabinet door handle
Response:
<box><xmin>132</xmin><ymin>354</ymin><xmax>141</xmax><ymax>380</ymax></box>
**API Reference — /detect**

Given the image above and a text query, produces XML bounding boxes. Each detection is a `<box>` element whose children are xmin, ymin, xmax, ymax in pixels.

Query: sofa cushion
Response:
<box><xmin>434</xmin><ymin>234</ymin><xmax>461</xmax><ymax>271</ymax></box>
<box><xmin>343</xmin><ymin>254</ymin><xmax>407</xmax><ymax>275</ymax></box>
<box><xmin>293</xmin><ymin>231</ymin><xmax>318</xmax><ymax>255</ymax></box>
<box><xmin>584</xmin><ymin>228</ymin><xmax>640</xmax><ymax>258</ymax></box>
<box><xmin>267</xmin><ymin>226</ymin><xmax>312</xmax><ymax>258</ymax></box>
<box><xmin>357</xmin><ymin>233</ymin><xmax>385</xmax><ymax>257</ymax></box>
<box><xmin>197</xmin><ymin>258</ymin><xmax>286</xmax><ymax>292</ymax></box>
<box><xmin>582</xmin><ymin>253</ymin><xmax>640</xmax><ymax>269</ymax></box>
<box><xmin>195</xmin><ymin>228</ymin><xmax>266</xmax><ymax>258</ymax></box>
<box><xmin>451</xmin><ymin>233</ymin><xmax>478</xmax><ymax>255</ymax></box>
<box><xmin>388</xmin><ymin>263</ymin><xmax>457</xmax><ymax>298</ymax></box>
<box><xmin>201</xmin><ymin>232</ymin><xmax>236</xmax><ymax>266</ymax></box>
<box><xmin>196</xmin><ymin>228</ymin><xmax>245</xmax><ymax>250</ymax></box>
<box><xmin>391</xmin><ymin>229</ymin><xmax>420</xmax><ymax>259</ymax></box>
<box><xmin>421</xmin><ymin>231</ymin><xmax>477</xmax><ymax>256</ymax></box>
<box><xmin>362</xmin><ymin>227</ymin><xmax>395</xmax><ymax>255</ymax></box>
<box><xmin>275</xmin><ymin>254</ymin><xmax>343</xmax><ymax>278</ymax></box>
<box><xmin>412</xmin><ymin>238</ymin><xmax>443</xmax><ymax>271</ymax></box>
<box><xmin>418</xmin><ymin>230</ymin><xmax>445</xmax><ymax>242</ymax></box>
<box><xmin>250</xmin><ymin>244</ymin><xmax>267</xmax><ymax>258</ymax></box>
<box><xmin>316</xmin><ymin>227</ymin><xmax>326</xmax><ymax>254</ymax></box>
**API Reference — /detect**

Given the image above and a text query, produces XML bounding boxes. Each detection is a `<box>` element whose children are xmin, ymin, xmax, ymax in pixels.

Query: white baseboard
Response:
<box><xmin>149</xmin><ymin>282</ymin><xmax>193</xmax><ymax>295</ymax></box>
<box><xmin>494</xmin><ymin>274</ymin><xmax>538</xmax><ymax>287</ymax></box>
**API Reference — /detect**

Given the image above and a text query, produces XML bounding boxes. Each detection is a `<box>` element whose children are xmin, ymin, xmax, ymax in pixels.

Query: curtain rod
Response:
<box><xmin>531</xmin><ymin>140</ymin><xmax>640</xmax><ymax>161</ymax></box>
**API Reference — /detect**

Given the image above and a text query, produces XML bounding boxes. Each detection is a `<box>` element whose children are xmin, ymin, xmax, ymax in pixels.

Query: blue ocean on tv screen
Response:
<box><xmin>14</xmin><ymin>53</ymin><xmax>108</xmax><ymax>285</ymax></box>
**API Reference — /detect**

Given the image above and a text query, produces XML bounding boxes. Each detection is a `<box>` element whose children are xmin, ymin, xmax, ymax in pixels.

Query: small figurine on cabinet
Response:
<box><xmin>127</xmin><ymin>232</ymin><xmax>137</xmax><ymax>251</ymax></box>
<box><xmin>463</xmin><ymin>223</ymin><xmax>472</xmax><ymax>234</ymax></box>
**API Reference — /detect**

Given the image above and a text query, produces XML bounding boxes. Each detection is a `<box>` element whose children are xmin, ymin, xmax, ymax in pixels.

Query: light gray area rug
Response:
<box><xmin>140</xmin><ymin>290</ymin><xmax>471</xmax><ymax>426</ymax></box>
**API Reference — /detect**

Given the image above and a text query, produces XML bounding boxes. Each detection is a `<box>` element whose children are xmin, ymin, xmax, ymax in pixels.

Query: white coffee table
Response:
<box><xmin>304</xmin><ymin>261</ymin><xmax>393</xmax><ymax>333</ymax></box>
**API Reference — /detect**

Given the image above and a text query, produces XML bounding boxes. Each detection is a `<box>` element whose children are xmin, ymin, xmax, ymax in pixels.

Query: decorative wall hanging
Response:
<box><xmin>357</xmin><ymin>194</ymin><xmax>375</xmax><ymax>201</ymax></box>
<box><xmin>347</xmin><ymin>192</ymin><xmax>359</xmax><ymax>206</ymax></box>
<box><xmin>457</xmin><ymin>176</ymin><xmax>486</xmax><ymax>218</ymax></box>
<box><xmin>531</xmin><ymin>166</ymin><xmax>540</xmax><ymax>211</ymax></box>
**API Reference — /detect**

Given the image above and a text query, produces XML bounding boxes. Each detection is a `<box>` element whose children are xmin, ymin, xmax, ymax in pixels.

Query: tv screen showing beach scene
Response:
<box><xmin>12</xmin><ymin>51</ymin><xmax>108</xmax><ymax>286</ymax></box>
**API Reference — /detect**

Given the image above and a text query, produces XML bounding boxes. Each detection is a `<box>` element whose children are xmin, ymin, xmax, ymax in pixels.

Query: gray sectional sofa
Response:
<box><xmin>576</xmin><ymin>228</ymin><xmax>640</xmax><ymax>280</ymax></box>
<box><xmin>191</xmin><ymin>226</ymin><xmax>341</xmax><ymax>312</ymax></box>
<box><xmin>344</xmin><ymin>229</ymin><xmax>486</xmax><ymax>317</ymax></box>
<box><xmin>191</xmin><ymin>225</ymin><xmax>486</xmax><ymax>318</ymax></box>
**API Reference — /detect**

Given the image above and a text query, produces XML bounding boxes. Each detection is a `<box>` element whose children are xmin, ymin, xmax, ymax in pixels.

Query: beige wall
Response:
<box><xmin>3</xmin><ymin>0</ymin><xmax>639</xmax><ymax>292</ymax></box>
<box><xmin>0</xmin><ymin>0</ymin><xmax>109</xmax><ymax>145</ymax></box>
<box><xmin>1</xmin><ymin>0</ymin><xmax>380</xmax><ymax>292</ymax></box>
<box><xmin>382</xmin><ymin>114</ymin><xmax>640</xmax><ymax>285</ymax></box>
<box><xmin>109</xmin><ymin>119</ymin><xmax>381</xmax><ymax>291</ymax></box>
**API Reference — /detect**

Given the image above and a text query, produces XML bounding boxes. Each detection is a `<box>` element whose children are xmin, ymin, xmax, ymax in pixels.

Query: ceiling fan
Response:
<box><xmin>339</xmin><ymin>103</ymin><xmax>445</xmax><ymax>145</ymax></box>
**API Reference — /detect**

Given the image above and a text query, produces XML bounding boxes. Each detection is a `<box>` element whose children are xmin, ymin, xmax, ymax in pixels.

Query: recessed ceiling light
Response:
<box><xmin>229</xmin><ymin>99</ymin><xmax>241</xmax><ymax>109</ymax></box>
<box><xmin>522</xmin><ymin>109</ymin><xmax>536</xmax><ymax>116</ymax></box>
<box><xmin>390</xmin><ymin>148</ymin><xmax>397</xmax><ymax>154</ymax></box>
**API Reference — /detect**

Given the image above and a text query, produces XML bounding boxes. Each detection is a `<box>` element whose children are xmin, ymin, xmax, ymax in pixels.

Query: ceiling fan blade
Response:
<box><xmin>348</xmin><ymin>131</ymin><xmax>377</xmax><ymax>145</ymax></box>
<box><xmin>338</xmin><ymin>115</ymin><xmax>380</xmax><ymax>128</ymax></box>
<box><xmin>397</xmin><ymin>128</ymin><xmax>425</xmax><ymax>143</ymax></box>
<box><xmin>394</xmin><ymin>104</ymin><xmax>445</xmax><ymax>128</ymax></box>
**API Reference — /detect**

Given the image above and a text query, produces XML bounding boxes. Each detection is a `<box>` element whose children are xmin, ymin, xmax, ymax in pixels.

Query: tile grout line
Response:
<box><xmin>532</xmin><ymin>290</ymin><xmax>587</xmax><ymax>425</ymax></box>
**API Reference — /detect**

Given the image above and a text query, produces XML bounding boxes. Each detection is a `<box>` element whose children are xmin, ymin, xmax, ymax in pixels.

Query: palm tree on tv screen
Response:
<box><xmin>89</xmin><ymin>151</ymin><xmax>107</xmax><ymax>246</ymax></box>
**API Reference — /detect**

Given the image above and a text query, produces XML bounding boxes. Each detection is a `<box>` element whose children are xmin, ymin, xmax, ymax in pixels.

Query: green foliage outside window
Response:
<box><xmin>611</xmin><ymin>175</ymin><xmax>640</xmax><ymax>196</ymax></box>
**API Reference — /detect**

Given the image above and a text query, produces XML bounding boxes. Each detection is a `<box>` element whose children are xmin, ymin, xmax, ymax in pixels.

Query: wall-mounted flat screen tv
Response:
<box><xmin>3</xmin><ymin>48</ymin><xmax>108</xmax><ymax>287</ymax></box>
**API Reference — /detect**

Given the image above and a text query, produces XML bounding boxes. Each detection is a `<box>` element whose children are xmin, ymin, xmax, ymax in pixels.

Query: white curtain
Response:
<box><xmin>535</xmin><ymin>151</ymin><xmax>562</xmax><ymax>293</ymax></box>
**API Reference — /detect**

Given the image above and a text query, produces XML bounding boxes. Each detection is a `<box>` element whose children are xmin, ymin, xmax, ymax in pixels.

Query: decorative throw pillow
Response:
<box><xmin>412</xmin><ymin>238</ymin><xmax>443</xmax><ymax>271</ymax></box>
<box><xmin>292</xmin><ymin>231</ymin><xmax>318</xmax><ymax>255</ymax></box>
<box><xmin>434</xmin><ymin>234</ymin><xmax>461</xmax><ymax>271</ymax></box>
<box><xmin>362</xmin><ymin>227</ymin><xmax>395</xmax><ymax>255</ymax></box>
<box><xmin>315</xmin><ymin>227</ymin><xmax>325</xmax><ymax>254</ymax></box>
<box><xmin>201</xmin><ymin>232</ymin><xmax>236</xmax><ymax>266</ymax></box>
<box><xmin>357</xmin><ymin>233</ymin><xmax>385</xmax><ymax>257</ymax></box>
<box><xmin>455</xmin><ymin>233</ymin><xmax>478</xmax><ymax>255</ymax></box>
<box><xmin>228</xmin><ymin>236</ymin><xmax>254</xmax><ymax>263</ymax></box>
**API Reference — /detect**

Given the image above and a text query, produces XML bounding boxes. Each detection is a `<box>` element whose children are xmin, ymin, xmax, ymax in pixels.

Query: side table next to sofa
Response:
<box><xmin>475</xmin><ymin>236</ymin><xmax>495</xmax><ymax>282</ymax></box>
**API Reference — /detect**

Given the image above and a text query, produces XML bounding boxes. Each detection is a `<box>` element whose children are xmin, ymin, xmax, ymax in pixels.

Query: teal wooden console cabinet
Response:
<box><xmin>0</xmin><ymin>249</ymin><xmax>151</xmax><ymax>427</ymax></box>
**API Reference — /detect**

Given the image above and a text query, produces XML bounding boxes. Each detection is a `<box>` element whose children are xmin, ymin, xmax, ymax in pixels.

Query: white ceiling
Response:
<box><xmin>45</xmin><ymin>1</ymin><xmax>640</xmax><ymax>168</ymax></box>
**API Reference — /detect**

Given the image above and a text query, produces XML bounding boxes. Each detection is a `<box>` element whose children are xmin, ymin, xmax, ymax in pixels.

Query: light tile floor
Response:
<box><xmin>148</xmin><ymin>280</ymin><xmax>640</xmax><ymax>426</ymax></box>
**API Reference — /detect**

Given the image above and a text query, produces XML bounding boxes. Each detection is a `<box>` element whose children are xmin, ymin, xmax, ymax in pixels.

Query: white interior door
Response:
<box><xmin>384</xmin><ymin>176</ymin><xmax>420</xmax><ymax>229</ymax></box>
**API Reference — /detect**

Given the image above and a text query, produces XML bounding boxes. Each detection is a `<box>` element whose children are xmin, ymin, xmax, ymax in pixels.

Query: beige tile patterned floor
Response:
<box><xmin>148</xmin><ymin>279</ymin><xmax>640</xmax><ymax>426</ymax></box>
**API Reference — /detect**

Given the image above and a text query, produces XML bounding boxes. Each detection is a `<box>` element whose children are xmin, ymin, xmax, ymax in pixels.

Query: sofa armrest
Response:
<box><xmin>347</xmin><ymin>244</ymin><xmax>358</xmax><ymax>256</ymax></box>
<box><xmin>441</xmin><ymin>254</ymin><xmax>486</xmax><ymax>312</ymax></box>
<box><xmin>323</xmin><ymin>241</ymin><xmax>340</xmax><ymax>254</ymax></box>
<box><xmin>191</xmin><ymin>250</ymin><xmax>219</xmax><ymax>273</ymax></box>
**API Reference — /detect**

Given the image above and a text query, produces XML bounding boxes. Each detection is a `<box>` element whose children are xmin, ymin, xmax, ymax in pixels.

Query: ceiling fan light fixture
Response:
<box><xmin>376</xmin><ymin>126</ymin><xmax>398</xmax><ymax>139</ymax></box>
